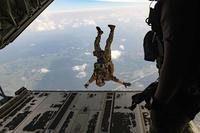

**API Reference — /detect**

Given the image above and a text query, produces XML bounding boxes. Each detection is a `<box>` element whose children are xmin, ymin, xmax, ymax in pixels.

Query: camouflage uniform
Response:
<box><xmin>88</xmin><ymin>26</ymin><xmax>121</xmax><ymax>84</ymax></box>
<box><xmin>88</xmin><ymin>62</ymin><xmax>121</xmax><ymax>84</ymax></box>
<box><xmin>84</xmin><ymin>25</ymin><xmax>131</xmax><ymax>88</ymax></box>
<box><xmin>93</xmin><ymin>26</ymin><xmax>114</xmax><ymax>63</ymax></box>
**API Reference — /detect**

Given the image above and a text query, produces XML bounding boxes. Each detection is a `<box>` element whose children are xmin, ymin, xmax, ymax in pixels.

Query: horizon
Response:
<box><xmin>46</xmin><ymin>0</ymin><xmax>150</xmax><ymax>12</ymax></box>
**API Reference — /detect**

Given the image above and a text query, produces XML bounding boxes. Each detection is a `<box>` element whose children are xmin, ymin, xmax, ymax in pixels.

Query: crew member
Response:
<box><xmin>150</xmin><ymin>0</ymin><xmax>199</xmax><ymax>132</ymax></box>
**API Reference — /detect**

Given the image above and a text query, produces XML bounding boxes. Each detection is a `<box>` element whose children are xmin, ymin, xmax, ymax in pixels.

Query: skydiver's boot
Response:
<box><xmin>108</xmin><ymin>24</ymin><xmax>116</xmax><ymax>31</ymax></box>
<box><xmin>96</xmin><ymin>26</ymin><xmax>103</xmax><ymax>35</ymax></box>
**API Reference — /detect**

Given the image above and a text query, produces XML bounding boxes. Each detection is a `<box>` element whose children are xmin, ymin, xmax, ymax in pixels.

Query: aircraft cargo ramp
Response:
<box><xmin>0</xmin><ymin>88</ymin><xmax>199</xmax><ymax>133</ymax></box>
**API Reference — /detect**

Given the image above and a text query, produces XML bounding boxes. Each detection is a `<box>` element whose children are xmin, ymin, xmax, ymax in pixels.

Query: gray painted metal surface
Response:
<box><xmin>0</xmin><ymin>0</ymin><xmax>54</xmax><ymax>49</ymax></box>
<box><xmin>0</xmin><ymin>89</ymin><xmax>199</xmax><ymax>133</ymax></box>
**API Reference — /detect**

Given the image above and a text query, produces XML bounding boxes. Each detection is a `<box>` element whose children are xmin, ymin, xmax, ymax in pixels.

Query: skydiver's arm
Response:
<box><xmin>111</xmin><ymin>75</ymin><xmax>123</xmax><ymax>85</ymax></box>
<box><xmin>111</xmin><ymin>76</ymin><xmax>131</xmax><ymax>88</ymax></box>
<box><xmin>85</xmin><ymin>73</ymin><xmax>96</xmax><ymax>88</ymax></box>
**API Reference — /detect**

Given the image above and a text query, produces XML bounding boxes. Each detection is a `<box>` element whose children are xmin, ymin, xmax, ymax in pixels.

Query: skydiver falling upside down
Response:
<box><xmin>84</xmin><ymin>25</ymin><xmax>131</xmax><ymax>88</ymax></box>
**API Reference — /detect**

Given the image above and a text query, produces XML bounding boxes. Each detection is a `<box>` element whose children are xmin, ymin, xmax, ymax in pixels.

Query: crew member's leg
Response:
<box><xmin>94</xmin><ymin>26</ymin><xmax>103</xmax><ymax>56</ymax></box>
<box><xmin>150</xmin><ymin>98</ymin><xmax>191</xmax><ymax>133</ymax></box>
<box><xmin>104</xmin><ymin>24</ymin><xmax>115</xmax><ymax>62</ymax></box>
<box><xmin>150</xmin><ymin>110</ymin><xmax>190</xmax><ymax>133</ymax></box>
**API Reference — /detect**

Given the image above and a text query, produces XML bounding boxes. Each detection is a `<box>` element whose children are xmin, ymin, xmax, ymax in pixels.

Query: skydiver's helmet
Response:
<box><xmin>96</xmin><ymin>78</ymin><xmax>105</xmax><ymax>87</ymax></box>
<box><xmin>96</xmin><ymin>73</ymin><xmax>105</xmax><ymax>87</ymax></box>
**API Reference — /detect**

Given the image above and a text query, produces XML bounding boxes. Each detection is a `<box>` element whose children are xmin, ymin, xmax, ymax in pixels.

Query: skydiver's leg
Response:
<box><xmin>94</xmin><ymin>26</ymin><xmax>103</xmax><ymax>53</ymax></box>
<box><xmin>104</xmin><ymin>25</ymin><xmax>115</xmax><ymax>62</ymax></box>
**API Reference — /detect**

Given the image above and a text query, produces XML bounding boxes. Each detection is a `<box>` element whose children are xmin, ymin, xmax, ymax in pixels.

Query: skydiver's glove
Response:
<box><xmin>84</xmin><ymin>83</ymin><xmax>89</xmax><ymax>88</ymax></box>
<box><xmin>123</xmin><ymin>82</ymin><xmax>131</xmax><ymax>88</ymax></box>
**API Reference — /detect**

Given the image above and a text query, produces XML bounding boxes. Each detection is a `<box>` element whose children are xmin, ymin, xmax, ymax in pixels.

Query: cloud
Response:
<box><xmin>121</xmin><ymin>38</ymin><xmax>126</xmax><ymax>42</ymax></box>
<box><xmin>72</xmin><ymin>64</ymin><xmax>87</xmax><ymax>78</ymax></box>
<box><xmin>30</xmin><ymin>43</ymin><xmax>36</xmax><ymax>47</ymax></box>
<box><xmin>135</xmin><ymin>82</ymin><xmax>145</xmax><ymax>88</ymax></box>
<box><xmin>76</xmin><ymin>72</ymin><xmax>87</xmax><ymax>78</ymax></box>
<box><xmin>31</xmin><ymin>69</ymin><xmax>36</xmax><ymax>73</ymax></box>
<box><xmin>119</xmin><ymin>39</ymin><xmax>126</xmax><ymax>51</ymax></box>
<box><xmin>111</xmin><ymin>50</ymin><xmax>122</xmax><ymax>60</ymax></box>
<box><xmin>35</xmin><ymin>19</ymin><xmax>56</xmax><ymax>31</ymax></box>
<box><xmin>41</xmin><ymin>54</ymin><xmax>46</xmax><ymax>57</ymax></box>
<box><xmin>72</xmin><ymin>64</ymin><xmax>87</xmax><ymax>71</ymax></box>
<box><xmin>72</xmin><ymin>23</ymin><xmax>82</xmax><ymax>28</ymax></box>
<box><xmin>31</xmin><ymin>17</ymin><xmax>69</xmax><ymax>31</ymax></box>
<box><xmin>31</xmin><ymin>68</ymin><xmax>50</xmax><ymax>73</ymax></box>
<box><xmin>83</xmin><ymin>19</ymin><xmax>96</xmax><ymax>25</ymax></box>
<box><xmin>28</xmin><ymin>6</ymin><xmax>149</xmax><ymax>32</ymax></box>
<box><xmin>84</xmin><ymin>52</ymin><xmax>92</xmax><ymax>55</ymax></box>
<box><xmin>119</xmin><ymin>45</ymin><xmax>125</xmax><ymax>50</ymax></box>
<box><xmin>72</xmin><ymin>19</ymin><xmax>96</xmax><ymax>28</ymax></box>
<box><xmin>33</xmin><ymin>18</ymin><xmax>68</xmax><ymax>31</ymax></box>
<box><xmin>134</xmin><ymin>70</ymin><xmax>145</xmax><ymax>78</ymax></box>
<box><xmin>58</xmin><ymin>24</ymin><xmax>65</xmax><ymax>30</ymax></box>
<box><xmin>21</xmin><ymin>77</ymin><xmax>26</xmax><ymax>81</ymax></box>
<box><xmin>40</xmin><ymin>68</ymin><xmax>50</xmax><ymax>73</ymax></box>
<box><xmin>137</xmin><ymin>52</ymin><xmax>143</xmax><ymax>57</ymax></box>
<box><xmin>117</xmin><ymin>18</ymin><xmax>130</xmax><ymax>23</ymax></box>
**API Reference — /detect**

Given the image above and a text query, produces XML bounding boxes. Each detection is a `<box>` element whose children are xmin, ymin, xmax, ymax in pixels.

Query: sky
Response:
<box><xmin>47</xmin><ymin>0</ymin><xmax>150</xmax><ymax>12</ymax></box>
<box><xmin>0</xmin><ymin>0</ymin><xmax>155</xmax><ymax>95</ymax></box>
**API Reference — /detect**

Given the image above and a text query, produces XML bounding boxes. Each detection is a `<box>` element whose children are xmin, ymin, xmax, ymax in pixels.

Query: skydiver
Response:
<box><xmin>84</xmin><ymin>25</ymin><xmax>131</xmax><ymax>88</ymax></box>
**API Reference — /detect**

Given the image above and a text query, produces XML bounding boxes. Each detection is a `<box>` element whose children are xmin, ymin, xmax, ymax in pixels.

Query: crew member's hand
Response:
<box><xmin>123</xmin><ymin>82</ymin><xmax>131</xmax><ymax>88</ymax></box>
<box><xmin>84</xmin><ymin>83</ymin><xmax>89</xmax><ymax>88</ymax></box>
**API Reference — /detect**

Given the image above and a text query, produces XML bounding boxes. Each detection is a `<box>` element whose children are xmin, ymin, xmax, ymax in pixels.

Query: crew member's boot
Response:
<box><xmin>96</xmin><ymin>26</ymin><xmax>103</xmax><ymax>35</ymax></box>
<box><xmin>108</xmin><ymin>24</ymin><xmax>116</xmax><ymax>31</ymax></box>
